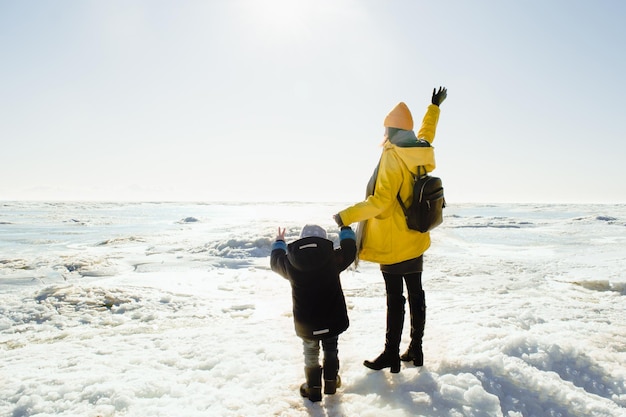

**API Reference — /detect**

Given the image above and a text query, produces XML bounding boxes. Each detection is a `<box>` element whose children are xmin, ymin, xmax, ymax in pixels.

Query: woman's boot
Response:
<box><xmin>364</xmin><ymin>293</ymin><xmax>404</xmax><ymax>373</ymax></box>
<box><xmin>363</xmin><ymin>351</ymin><xmax>401</xmax><ymax>373</ymax></box>
<box><xmin>400</xmin><ymin>343</ymin><xmax>424</xmax><ymax>366</ymax></box>
<box><xmin>401</xmin><ymin>290</ymin><xmax>425</xmax><ymax>366</ymax></box>
<box><xmin>300</xmin><ymin>366</ymin><xmax>322</xmax><ymax>402</ymax></box>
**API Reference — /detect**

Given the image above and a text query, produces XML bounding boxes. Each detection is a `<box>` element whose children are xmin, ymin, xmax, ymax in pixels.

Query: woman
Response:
<box><xmin>333</xmin><ymin>87</ymin><xmax>447</xmax><ymax>373</ymax></box>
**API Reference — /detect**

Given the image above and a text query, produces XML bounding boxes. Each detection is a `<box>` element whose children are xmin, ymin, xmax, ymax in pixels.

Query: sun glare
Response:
<box><xmin>238</xmin><ymin>0</ymin><xmax>316</xmax><ymax>40</ymax></box>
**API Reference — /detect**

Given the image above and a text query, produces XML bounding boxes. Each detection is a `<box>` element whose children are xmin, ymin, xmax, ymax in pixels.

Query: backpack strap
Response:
<box><xmin>397</xmin><ymin>193</ymin><xmax>408</xmax><ymax>215</ymax></box>
<box><xmin>396</xmin><ymin>165</ymin><xmax>426</xmax><ymax>213</ymax></box>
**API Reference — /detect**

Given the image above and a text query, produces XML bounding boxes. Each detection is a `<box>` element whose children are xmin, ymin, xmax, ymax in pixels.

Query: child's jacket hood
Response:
<box><xmin>287</xmin><ymin>237</ymin><xmax>334</xmax><ymax>272</ymax></box>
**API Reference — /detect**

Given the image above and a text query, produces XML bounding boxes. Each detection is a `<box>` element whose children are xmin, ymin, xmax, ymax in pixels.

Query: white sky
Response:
<box><xmin>1</xmin><ymin>0</ymin><xmax>625</xmax><ymax>203</ymax></box>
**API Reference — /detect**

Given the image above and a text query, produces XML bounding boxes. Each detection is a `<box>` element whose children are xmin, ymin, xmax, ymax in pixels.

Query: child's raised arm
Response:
<box><xmin>270</xmin><ymin>227</ymin><xmax>289</xmax><ymax>279</ymax></box>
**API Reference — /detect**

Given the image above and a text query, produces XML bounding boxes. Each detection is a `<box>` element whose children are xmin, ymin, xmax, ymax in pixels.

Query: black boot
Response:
<box><xmin>323</xmin><ymin>357</ymin><xmax>341</xmax><ymax>395</ymax></box>
<box><xmin>363</xmin><ymin>350</ymin><xmax>401</xmax><ymax>373</ymax></box>
<box><xmin>300</xmin><ymin>366</ymin><xmax>322</xmax><ymax>402</ymax></box>
<box><xmin>400</xmin><ymin>344</ymin><xmax>424</xmax><ymax>366</ymax></box>
<box><xmin>401</xmin><ymin>290</ymin><xmax>426</xmax><ymax>366</ymax></box>
<box><xmin>364</xmin><ymin>293</ymin><xmax>404</xmax><ymax>373</ymax></box>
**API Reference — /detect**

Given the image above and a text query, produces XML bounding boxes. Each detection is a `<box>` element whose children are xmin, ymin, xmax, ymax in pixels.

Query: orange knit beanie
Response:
<box><xmin>383</xmin><ymin>102</ymin><xmax>413</xmax><ymax>130</ymax></box>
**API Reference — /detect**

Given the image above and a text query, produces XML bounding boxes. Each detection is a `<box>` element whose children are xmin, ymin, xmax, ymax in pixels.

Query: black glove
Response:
<box><xmin>333</xmin><ymin>213</ymin><xmax>344</xmax><ymax>227</ymax></box>
<box><xmin>431</xmin><ymin>86</ymin><xmax>447</xmax><ymax>107</ymax></box>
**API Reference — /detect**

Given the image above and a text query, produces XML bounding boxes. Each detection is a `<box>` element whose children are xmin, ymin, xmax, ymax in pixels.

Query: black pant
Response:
<box><xmin>381</xmin><ymin>272</ymin><xmax>426</xmax><ymax>353</ymax></box>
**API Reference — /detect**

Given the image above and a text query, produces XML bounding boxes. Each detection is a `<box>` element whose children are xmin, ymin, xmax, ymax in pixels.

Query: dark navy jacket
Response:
<box><xmin>270</xmin><ymin>228</ymin><xmax>356</xmax><ymax>340</ymax></box>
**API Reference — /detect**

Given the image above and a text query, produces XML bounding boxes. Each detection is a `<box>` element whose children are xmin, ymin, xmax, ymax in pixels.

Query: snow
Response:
<box><xmin>1</xmin><ymin>201</ymin><xmax>625</xmax><ymax>417</ymax></box>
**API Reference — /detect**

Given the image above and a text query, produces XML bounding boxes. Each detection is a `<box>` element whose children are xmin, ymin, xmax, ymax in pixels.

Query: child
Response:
<box><xmin>270</xmin><ymin>224</ymin><xmax>356</xmax><ymax>402</ymax></box>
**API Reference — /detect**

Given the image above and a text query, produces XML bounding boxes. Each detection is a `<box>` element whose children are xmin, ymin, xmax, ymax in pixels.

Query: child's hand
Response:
<box><xmin>276</xmin><ymin>227</ymin><xmax>286</xmax><ymax>241</ymax></box>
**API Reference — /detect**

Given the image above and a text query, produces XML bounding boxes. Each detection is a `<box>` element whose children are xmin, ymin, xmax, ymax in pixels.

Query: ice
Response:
<box><xmin>1</xmin><ymin>202</ymin><xmax>625</xmax><ymax>416</ymax></box>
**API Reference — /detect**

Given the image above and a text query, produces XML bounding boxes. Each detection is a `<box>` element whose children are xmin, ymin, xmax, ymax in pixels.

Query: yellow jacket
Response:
<box><xmin>338</xmin><ymin>104</ymin><xmax>441</xmax><ymax>265</ymax></box>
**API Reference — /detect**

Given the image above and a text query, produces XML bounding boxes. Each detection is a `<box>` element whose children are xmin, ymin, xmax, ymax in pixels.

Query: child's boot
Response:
<box><xmin>323</xmin><ymin>357</ymin><xmax>341</xmax><ymax>395</ymax></box>
<box><xmin>300</xmin><ymin>366</ymin><xmax>322</xmax><ymax>402</ymax></box>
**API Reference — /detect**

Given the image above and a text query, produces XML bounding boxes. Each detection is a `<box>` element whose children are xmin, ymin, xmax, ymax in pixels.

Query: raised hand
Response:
<box><xmin>431</xmin><ymin>86</ymin><xmax>447</xmax><ymax>107</ymax></box>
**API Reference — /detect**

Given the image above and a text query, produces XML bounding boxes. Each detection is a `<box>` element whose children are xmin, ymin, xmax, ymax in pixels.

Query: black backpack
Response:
<box><xmin>397</xmin><ymin>166</ymin><xmax>446</xmax><ymax>233</ymax></box>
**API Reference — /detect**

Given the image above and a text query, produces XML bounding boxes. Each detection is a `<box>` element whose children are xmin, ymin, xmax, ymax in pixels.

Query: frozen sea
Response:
<box><xmin>1</xmin><ymin>201</ymin><xmax>625</xmax><ymax>417</ymax></box>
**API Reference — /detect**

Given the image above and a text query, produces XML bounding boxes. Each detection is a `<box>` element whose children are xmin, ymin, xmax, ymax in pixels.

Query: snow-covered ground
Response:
<box><xmin>1</xmin><ymin>202</ymin><xmax>625</xmax><ymax>417</ymax></box>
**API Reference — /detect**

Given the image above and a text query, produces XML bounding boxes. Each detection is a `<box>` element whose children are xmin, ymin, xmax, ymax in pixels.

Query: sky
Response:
<box><xmin>1</xmin><ymin>0</ymin><xmax>626</xmax><ymax>204</ymax></box>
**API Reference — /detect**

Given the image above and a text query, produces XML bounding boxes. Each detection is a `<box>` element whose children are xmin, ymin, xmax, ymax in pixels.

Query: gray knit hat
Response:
<box><xmin>300</xmin><ymin>224</ymin><xmax>327</xmax><ymax>239</ymax></box>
